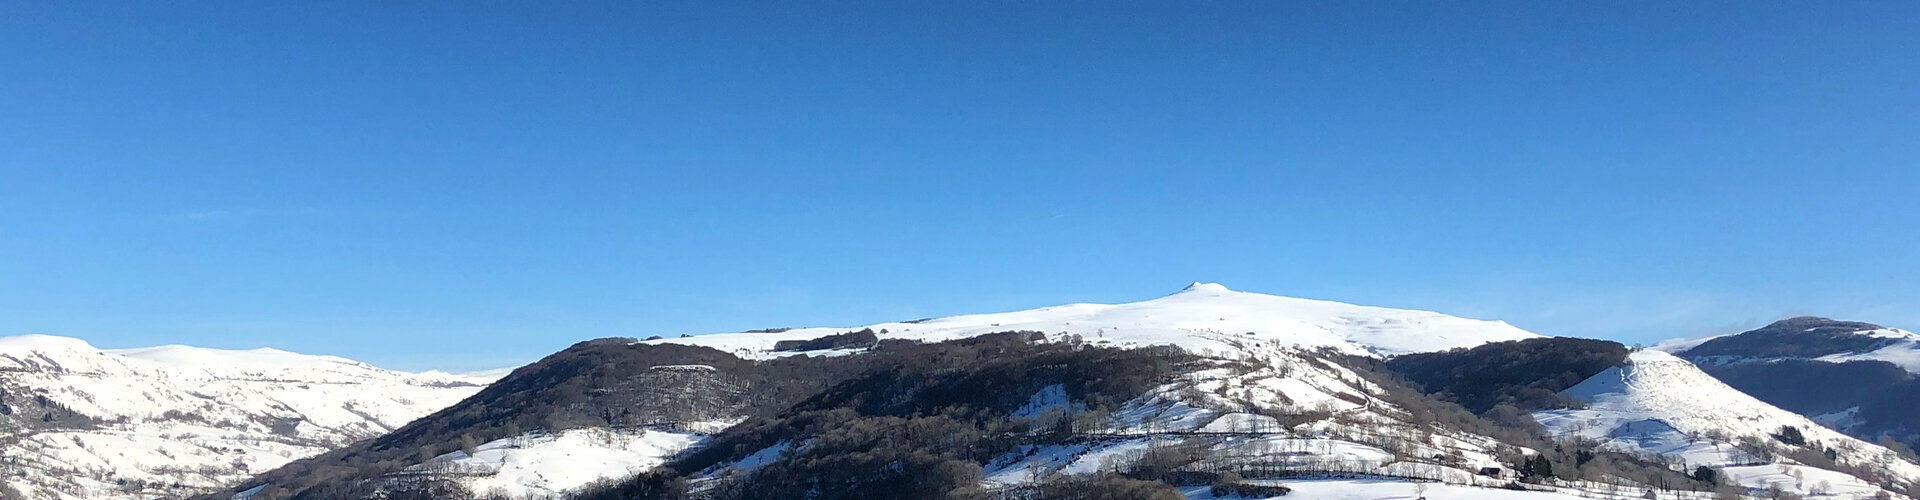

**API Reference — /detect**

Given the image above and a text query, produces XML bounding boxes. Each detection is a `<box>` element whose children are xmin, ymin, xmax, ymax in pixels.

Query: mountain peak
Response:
<box><xmin>1762</xmin><ymin>316</ymin><xmax>1886</xmax><ymax>334</ymax></box>
<box><xmin>1178</xmin><ymin>282</ymin><xmax>1232</xmax><ymax>293</ymax></box>
<box><xmin>1679</xmin><ymin>316</ymin><xmax>1907</xmax><ymax>362</ymax></box>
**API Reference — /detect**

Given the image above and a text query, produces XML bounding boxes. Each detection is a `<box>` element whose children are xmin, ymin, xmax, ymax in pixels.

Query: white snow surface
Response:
<box><xmin>1719</xmin><ymin>463</ymin><xmax>1886</xmax><ymax>498</ymax></box>
<box><xmin>1815</xmin><ymin>327</ymin><xmax>1920</xmax><ymax>373</ymax></box>
<box><xmin>1219</xmin><ymin>478</ymin><xmax>1735</xmax><ymax>499</ymax></box>
<box><xmin>1233</xmin><ymin>479</ymin><xmax>1591</xmax><ymax>499</ymax></box>
<box><xmin>0</xmin><ymin>334</ymin><xmax>504</xmax><ymax>500</ymax></box>
<box><xmin>966</xmin><ymin>340</ymin><xmax>1514</xmax><ymax>494</ymax></box>
<box><xmin>409</xmin><ymin>427</ymin><xmax>706</xmax><ymax>498</ymax></box>
<box><xmin>1535</xmin><ymin>350</ymin><xmax>1920</xmax><ymax>497</ymax></box>
<box><xmin>644</xmin><ymin>283</ymin><xmax>1540</xmax><ymax>358</ymax></box>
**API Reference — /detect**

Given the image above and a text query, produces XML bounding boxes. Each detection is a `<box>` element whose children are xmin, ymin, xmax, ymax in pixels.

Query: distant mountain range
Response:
<box><xmin>0</xmin><ymin>335</ymin><xmax>499</xmax><ymax>500</ymax></box>
<box><xmin>7</xmin><ymin>284</ymin><xmax>1918</xmax><ymax>500</ymax></box>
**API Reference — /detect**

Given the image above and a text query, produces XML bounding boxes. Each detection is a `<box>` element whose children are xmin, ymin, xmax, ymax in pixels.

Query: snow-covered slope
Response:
<box><xmin>1813</xmin><ymin>327</ymin><xmax>1920</xmax><ymax>372</ymax></box>
<box><xmin>1535</xmin><ymin>350</ymin><xmax>1920</xmax><ymax>498</ymax></box>
<box><xmin>238</xmin><ymin>285</ymin><xmax>1920</xmax><ymax>500</ymax></box>
<box><xmin>404</xmin><ymin>427</ymin><xmax>710</xmax><ymax>498</ymax></box>
<box><xmin>1662</xmin><ymin>317</ymin><xmax>1920</xmax><ymax>373</ymax></box>
<box><xmin>1656</xmin><ymin>317</ymin><xmax>1920</xmax><ymax>463</ymax></box>
<box><xmin>646</xmin><ymin>282</ymin><xmax>1541</xmax><ymax>358</ymax></box>
<box><xmin>0</xmin><ymin>334</ymin><xmax>502</xmax><ymax>500</ymax></box>
<box><xmin>374</xmin><ymin>284</ymin><xmax>1547</xmax><ymax>499</ymax></box>
<box><xmin>679</xmin><ymin>335</ymin><xmax>1743</xmax><ymax>500</ymax></box>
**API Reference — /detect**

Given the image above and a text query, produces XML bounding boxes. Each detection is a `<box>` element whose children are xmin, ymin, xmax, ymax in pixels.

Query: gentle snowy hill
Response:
<box><xmin>1536</xmin><ymin>350</ymin><xmax>1920</xmax><ymax>497</ymax></box>
<box><xmin>646</xmin><ymin>282</ymin><xmax>1541</xmax><ymax>359</ymax></box>
<box><xmin>0</xmin><ymin>334</ymin><xmax>503</xmax><ymax>500</ymax></box>
<box><xmin>1661</xmin><ymin>317</ymin><xmax>1920</xmax><ymax>458</ymax></box>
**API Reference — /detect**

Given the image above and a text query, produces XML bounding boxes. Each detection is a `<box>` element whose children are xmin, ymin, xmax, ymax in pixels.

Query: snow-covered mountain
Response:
<box><xmin>398</xmin><ymin>333</ymin><xmax>1585</xmax><ymax>500</ymax></box>
<box><xmin>1654</xmin><ymin>317</ymin><xmax>1920</xmax><ymax>461</ymax></box>
<box><xmin>1811</xmin><ymin>330</ymin><xmax>1920</xmax><ymax>372</ymax></box>
<box><xmin>645</xmin><ymin>282</ymin><xmax>1542</xmax><ymax>359</ymax></box>
<box><xmin>222</xmin><ymin>284</ymin><xmax>1920</xmax><ymax>500</ymax></box>
<box><xmin>0</xmin><ymin>334</ymin><xmax>502</xmax><ymax>500</ymax></box>
<box><xmin>1537</xmin><ymin>349</ymin><xmax>1920</xmax><ymax>497</ymax></box>
<box><xmin>229</xmin><ymin>283</ymin><xmax>1558</xmax><ymax>499</ymax></box>
<box><xmin>1665</xmin><ymin>316</ymin><xmax>1920</xmax><ymax>371</ymax></box>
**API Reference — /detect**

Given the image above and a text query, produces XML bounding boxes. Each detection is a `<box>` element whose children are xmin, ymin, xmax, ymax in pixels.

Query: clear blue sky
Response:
<box><xmin>5</xmin><ymin>2</ymin><xmax>1918</xmax><ymax>371</ymax></box>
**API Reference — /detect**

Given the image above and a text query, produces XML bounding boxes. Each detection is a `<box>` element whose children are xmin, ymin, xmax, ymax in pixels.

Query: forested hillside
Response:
<box><xmin>1384</xmin><ymin>337</ymin><xmax>1629</xmax><ymax>413</ymax></box>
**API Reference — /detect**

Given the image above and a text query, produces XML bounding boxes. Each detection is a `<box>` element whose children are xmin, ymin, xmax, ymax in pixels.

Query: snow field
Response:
<box><xmin>0</xmin><ymin>334</ymin><xmax>503</xmax><ymax>500</ymax></box>
<box><xmin>408</xmin><ymin>427</ymin><xmax>710</xmax><ymax>498</ymax></box>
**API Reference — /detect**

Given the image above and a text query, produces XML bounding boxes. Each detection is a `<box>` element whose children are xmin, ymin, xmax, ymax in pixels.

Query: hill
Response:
<box><xmin>0</xmin><ymin>334</ymin><xmax>498</xmax><ymax>500</ymax></box>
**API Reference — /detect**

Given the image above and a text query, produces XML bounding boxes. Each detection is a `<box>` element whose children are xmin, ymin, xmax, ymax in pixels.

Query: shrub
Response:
<box><xmin>1775</xmin><ymin>425</ymin><xmax>1806</xmax><ymax>447</ymax></box>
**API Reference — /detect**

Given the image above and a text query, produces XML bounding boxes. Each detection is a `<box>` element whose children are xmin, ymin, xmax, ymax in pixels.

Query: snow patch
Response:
<box><xmin>1014</xmin><ymin>384</ymin><xmax>1084</xmax><ymax>418</ymax></box>
<box><xmin>412</xmin><ymin>427</ymin><xmax>706</xmax><ymax>498</ymax></box>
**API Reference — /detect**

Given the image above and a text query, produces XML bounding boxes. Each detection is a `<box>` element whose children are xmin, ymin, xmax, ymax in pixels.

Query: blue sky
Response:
<box><xmin>4</xmin><ymin>2</ymin><xmax>1918</xmax><ymax>371</ymax></box>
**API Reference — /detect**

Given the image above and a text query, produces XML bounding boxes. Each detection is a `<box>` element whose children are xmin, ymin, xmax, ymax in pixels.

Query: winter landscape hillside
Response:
<box><xmin>1657</xmin><ymin>318</ymin><xmax>1920</xmax><ymax>457</ymax></box>
<box><xmin>175</xmin><ymin>284</ymin><xmax>1920</xmax><ymax>500</ymax></box>
<box><xmin>20</xmin><ymin>1</ymin><xmax>1920</xmax><ymax>498</ymax></box>
<box><xmin>0</xmin><ymin>334</ymin><xmax>500</xmax><ymax>500</ymax></box>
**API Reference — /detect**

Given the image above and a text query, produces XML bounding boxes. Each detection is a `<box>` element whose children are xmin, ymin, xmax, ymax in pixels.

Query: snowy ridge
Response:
<box><xmin>1815</xmin><ymin>327</ymin><xmax>1920</xmax><ymax>373</ymax></box>
<box><xmin>645</xmin><ymin>283</ymin><xmax>1540</xmax><ymax>358</ymax></box>
<box><xmin>1656</xmin><ymin>319</ymin><xmax>1920</xmax><ymax>374</ymax></box>
<box><xmin>1536</xmin><ymin>350</ymin><xmax>1920</xmax><ymax>497</ymax></box>
<box><xmin>0</xmin><ymin>334</ymin><xmax>506</xmax><ymax>500</ymax></box>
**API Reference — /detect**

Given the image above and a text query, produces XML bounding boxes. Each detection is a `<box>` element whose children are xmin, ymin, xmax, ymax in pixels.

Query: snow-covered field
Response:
<box><xmin>407</xmin><ymin>427</ymin><xmax>710</xmax><ymax>497</ymax></box>
<box><xmin>0</xmin><ymin>334</ymin><xmax>503</xmax><ymax>500</ymax></box>
<box><xmin>1206</xmin><ymin>479</ymin><xmax>1587</xmax><ymax>499</ymax></box>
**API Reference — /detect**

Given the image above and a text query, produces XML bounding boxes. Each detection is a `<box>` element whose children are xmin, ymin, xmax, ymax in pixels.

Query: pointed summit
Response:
<box><xmin>1179</xmin><ymin>282</ymin><xmax>1232</xmax><ymax>293</ymax></box>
